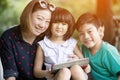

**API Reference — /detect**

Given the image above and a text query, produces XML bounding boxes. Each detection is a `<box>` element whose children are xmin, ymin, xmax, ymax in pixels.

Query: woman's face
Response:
<box><xmin>30</xmin><ymin>9</ymin><xmax>51</xmax><ymax>36</ymax></box>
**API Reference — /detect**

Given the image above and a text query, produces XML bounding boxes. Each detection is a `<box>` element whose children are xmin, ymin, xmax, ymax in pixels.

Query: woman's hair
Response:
<box><xmin>75</xmin><ymin>12</ymin><xmax>103</xmax><ymax>31</ymax></box>
<box><xmin>46</xmin><ymin>7</ymin><xmax>75</xmax><ymax>40</ymax></box>
<box><xmin>20</xmin><ymin>0</ymin><xmax>51</xmax><ymax>32</ymax></box>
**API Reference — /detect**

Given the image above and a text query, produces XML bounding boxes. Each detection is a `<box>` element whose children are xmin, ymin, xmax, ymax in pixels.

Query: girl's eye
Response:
<box><xmin>62</xmin><ymin>22</ymin><xmax>67</xmax><ymax>25</ymax></box>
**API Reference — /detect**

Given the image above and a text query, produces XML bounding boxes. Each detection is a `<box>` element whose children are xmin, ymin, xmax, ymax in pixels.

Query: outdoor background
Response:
<box><xmin>0</xmin><ymin>0</ymin><xmax>120</xmax><ymax>51</ymax></box>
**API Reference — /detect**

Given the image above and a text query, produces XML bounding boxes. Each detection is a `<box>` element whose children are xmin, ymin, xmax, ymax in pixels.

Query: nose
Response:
<box><xmin>57</xmin><ymin>23</ymin><xmax>62</xmax><ymax>28</ymax></box>
<box><xmin>40</xmin><ymin>21</ymin><xmax>46</xmax><ymax>28</ymax></box>
<box><xmin>84</xmin><ymin>33</ymin><xmax>90</xmax><ymax>39</ymax></box>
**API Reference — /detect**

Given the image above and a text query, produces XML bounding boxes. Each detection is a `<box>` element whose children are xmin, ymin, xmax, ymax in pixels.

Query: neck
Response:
<box><xmin>90</xmin><ymin>40</ymin><xmax>102</xmax><ymax>55</ymax></box>
<box><xmin>50</xmin><ymin>36</ymin><xmax>65</xmax><ymax>44</ymax></box>
<box><xmin>21</xmin><ymin>30</ymin><xmax>36</xmax><ymax>45</ymax></box>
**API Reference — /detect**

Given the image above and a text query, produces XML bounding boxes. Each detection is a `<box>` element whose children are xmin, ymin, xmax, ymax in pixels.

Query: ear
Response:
<box><xmin>98</xmin><ymin>26</ymin><xmax>104</xmax><ymax>39</ymax></box>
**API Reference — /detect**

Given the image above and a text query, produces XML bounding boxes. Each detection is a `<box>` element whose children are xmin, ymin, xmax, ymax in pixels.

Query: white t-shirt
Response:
<box><xmin>38</xmin><ymin>36</ymin><xmax>77</xmax><ymax>70</ymax></box>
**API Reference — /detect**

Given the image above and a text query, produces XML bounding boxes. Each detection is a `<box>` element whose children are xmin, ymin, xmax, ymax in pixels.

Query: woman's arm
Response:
<box><xmin>0</xmin><ymin>33</ymin><xmax>18</xmax><ymax>79</ymax></box>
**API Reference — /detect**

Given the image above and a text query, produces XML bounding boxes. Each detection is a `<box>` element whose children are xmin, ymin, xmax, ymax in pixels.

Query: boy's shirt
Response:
<box><xmin>82</xmin><ymin>42</ymin><xmax>120</xmax><ymax>80</ymax></box>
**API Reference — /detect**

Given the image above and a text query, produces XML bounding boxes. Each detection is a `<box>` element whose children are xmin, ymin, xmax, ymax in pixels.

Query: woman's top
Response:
<box><xmin>0</xmin><ymin>25</ymin><xmax>45</xmax><ymax>80</ymax></box>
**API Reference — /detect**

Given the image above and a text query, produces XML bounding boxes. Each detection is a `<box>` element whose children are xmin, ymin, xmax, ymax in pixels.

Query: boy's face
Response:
<box><xmin>78</xmin><ymin>23</ymin><xmax>103</xmax><ymax>48</ymax></box>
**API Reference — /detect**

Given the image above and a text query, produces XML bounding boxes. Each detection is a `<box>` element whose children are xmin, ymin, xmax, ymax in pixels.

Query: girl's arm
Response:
<box><xmin>74</xmin><ymin>44</ymin><xmax>84</xmax><ymax>58</ymax></box>
<box><xmin>74</xmin><ymin>44</ymin><xmax>91</xmax><ymax>73</ymax></box>
<box><xmin>33</xmin><ymin>45</ymin><xmax>53</xmax><ymax>78</ymax></box>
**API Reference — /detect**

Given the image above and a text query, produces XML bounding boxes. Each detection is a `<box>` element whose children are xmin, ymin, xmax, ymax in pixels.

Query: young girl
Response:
<box><xmin>34</xmin><ymin>7</ymin><xmax>90</xmax><ymax>80</ymax></box>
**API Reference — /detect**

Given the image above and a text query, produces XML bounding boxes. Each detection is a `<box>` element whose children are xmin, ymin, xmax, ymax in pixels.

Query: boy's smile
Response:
<box><xmin>78</xmin><ymin>23</ymin><xmax>102</xmax><ymax>49</ymax></box>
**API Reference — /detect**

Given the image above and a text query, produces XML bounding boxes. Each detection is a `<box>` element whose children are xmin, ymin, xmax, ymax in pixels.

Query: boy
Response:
<box><xmin>75</xmin><ymin>12</ymin><xmax>120</xmax><ymax>80</ymax></box>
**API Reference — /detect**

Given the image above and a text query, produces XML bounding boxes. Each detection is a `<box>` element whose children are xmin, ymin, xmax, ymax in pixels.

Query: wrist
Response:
<box><xmin>44</xmin><ymin>70</ymin><xmax>48</xmax><ymax>77</ymax></box>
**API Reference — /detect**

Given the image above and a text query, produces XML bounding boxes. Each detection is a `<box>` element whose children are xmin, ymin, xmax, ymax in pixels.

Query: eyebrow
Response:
<box><xmin>37</xmin><ymin>15</ymin><xmax>50</xmax><ymax>20</ymax></box>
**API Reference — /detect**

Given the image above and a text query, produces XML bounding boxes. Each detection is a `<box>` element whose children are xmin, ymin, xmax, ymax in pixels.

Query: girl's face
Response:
<box><xmin>30</xmin><ymin>9</ymin><xmax>51</xmax><ymax>36</ymax></box>
<box><xmin>51</xmin><ymin>22</ymin><xmax>68</xmax><ymax>38</ymax></box>
<box><xmin>78</xmin><ymin>23</ymin><xmax>102</xmax><ymax>48</ymax></box>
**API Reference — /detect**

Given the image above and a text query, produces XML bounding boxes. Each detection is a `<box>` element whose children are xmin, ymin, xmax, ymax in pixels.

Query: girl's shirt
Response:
<box><xmin>82</xmin><ymin>42</ymin><xmax>120</xmax><ymax>80</ymax></box>
<box><xmin>38</xmin><ymin>36</ymin><xmax>77</xmax><ymax>70</ymax></box>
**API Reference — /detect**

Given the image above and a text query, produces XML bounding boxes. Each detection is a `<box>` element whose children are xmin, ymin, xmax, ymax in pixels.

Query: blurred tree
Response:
<box><xmin>96</xmin><ymin>0</ymin><xmax>116</xmax><ymax>45</ymax></box>
<box><xmin>0</xmin><ymin>0</ymin><xmax>9</xmax><ymax>14</ymax></box>
<box><xmin>0</xmin><ymin>0</ymin><xmax>29</xmax><ymax>35</ymax></box>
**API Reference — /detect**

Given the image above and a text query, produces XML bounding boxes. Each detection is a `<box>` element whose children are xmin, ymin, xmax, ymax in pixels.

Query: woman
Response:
<box><xmin>0</xmin><ymin>0</ymin><xmax>55</xmax><ymax>80</ymax></box>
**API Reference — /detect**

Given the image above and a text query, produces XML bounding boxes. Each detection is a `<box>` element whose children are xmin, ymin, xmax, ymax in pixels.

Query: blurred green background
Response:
<box><xmin>0</xmin><ymin>0</ymin><xmax>120</xmax><ymax>36</ymax></box>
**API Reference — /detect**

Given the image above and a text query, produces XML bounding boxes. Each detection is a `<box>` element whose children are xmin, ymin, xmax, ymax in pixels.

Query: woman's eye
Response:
<box><xmin>46</xmin><ymin>21</ymin><xmax>50</xmax><ymax>24</ymax></box>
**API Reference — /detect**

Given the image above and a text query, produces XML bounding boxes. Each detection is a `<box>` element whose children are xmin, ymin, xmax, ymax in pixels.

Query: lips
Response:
<box><xmin>56</xmin><ymin>29</ymin><xmax>62</xmax><ymax>33</ymax></box>
<box><xmin>84</xmin><ymin>39</ymin><xmax>92</xmax><ymax>45</ymax></box>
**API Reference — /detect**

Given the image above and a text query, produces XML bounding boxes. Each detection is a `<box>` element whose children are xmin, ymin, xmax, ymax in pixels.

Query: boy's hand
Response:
<box><xmin>84</xmin><ymin>64</ymin><xmax>91</xmax><ymax>73</ymax></box>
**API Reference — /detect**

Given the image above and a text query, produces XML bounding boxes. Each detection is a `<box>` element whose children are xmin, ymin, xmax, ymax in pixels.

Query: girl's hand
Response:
<box><xmin>68</xmin><ymin>54</ymin><xmax>79</xmax><ymax>61</ymax></box>
<box><xmin>84</xmin><ymin>64</ymin><xmax>91</xmax><ymax>73</ymax></box>
<box><xmin>45</xmin><ymin>70</ymin><xmax>54</xmax><ymax>79</ymax></box>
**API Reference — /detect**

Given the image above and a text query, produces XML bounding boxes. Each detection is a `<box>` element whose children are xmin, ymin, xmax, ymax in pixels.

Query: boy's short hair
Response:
<box><xmin>75</xmin><ymin>12</ymin><xmax>103</xmax><ymax>30</ymax></box>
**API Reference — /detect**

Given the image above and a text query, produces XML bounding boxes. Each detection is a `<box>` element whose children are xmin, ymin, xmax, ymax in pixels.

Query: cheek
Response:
<box><xmin>79</xmin><ymin>36</ymin><xmax>84</xmax><ymax>42</ymax></box>
<box><xmin>45</xmin><ymin>25</ymin><xmax>49</xmax><ymax>30</ymax></box>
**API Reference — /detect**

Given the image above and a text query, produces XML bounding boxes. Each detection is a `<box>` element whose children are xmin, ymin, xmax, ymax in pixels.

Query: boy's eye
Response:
<box><xmin>88</xmin><ymin>30</ymin><xmax>92</xmax><ymax>34</ymax></box>
<box><xmin>79</xmin><ymin>32</ymin><xmax>84</xmax><ymax>36</ymax></box>
<box><xmin>37</xmin><ymin>18</ymin><xmax>42</xmax><ymax>20</ymax></box>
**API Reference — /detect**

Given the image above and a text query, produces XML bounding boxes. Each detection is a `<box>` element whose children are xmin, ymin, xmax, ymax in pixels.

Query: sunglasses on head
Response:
<box><xmin>38</xmin><ymin>0</ymin><xmax>55</xmax><ymax>12</ymax></box>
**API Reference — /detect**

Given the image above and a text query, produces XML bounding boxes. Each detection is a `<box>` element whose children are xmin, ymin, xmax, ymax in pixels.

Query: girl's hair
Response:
<box><xmin>46</xmin><ymin>7</ymin><xmax>75</xmax><ymax>40</ymax></box>
<box><xmin>75</xmin><ymin>12</ymin><xmax>103</xmax><ymax>31</ymax></box>
<box><xmin>20</xmin><ymin>0</ymin><xmax>52</xmax><ymax>32</ymax></box>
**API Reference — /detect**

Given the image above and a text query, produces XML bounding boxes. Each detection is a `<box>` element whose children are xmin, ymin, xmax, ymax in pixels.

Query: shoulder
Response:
<box><xmin>67</xmin><ymin>37</ymin><xmax>77</xmax><ymax>43</ymax></box>
<box><xmin>101</xmin><ymin>42</ymin><xmax>119</xmax><ymax>59</ymax></box>
<box><xmin>101</xmin><ymin>42</ymin><xmax>118</xmax><ymax>53</ymax></box>
<box><xmin>0</xmin><ymin>25</ymin><xmax>20</xmax><ymax>39</ymax></box>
